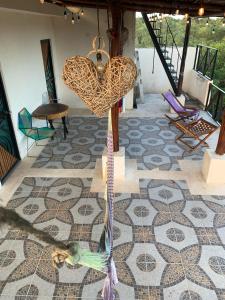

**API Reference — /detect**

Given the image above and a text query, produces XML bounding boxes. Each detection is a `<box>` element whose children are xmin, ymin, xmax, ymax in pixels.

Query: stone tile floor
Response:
<box><xmin>32</xmin><ymin>117</ymin><xmax>205</xmax><ymax>171</ymax></box>
<box><xmin>1</xmin><ymin>176</ymin><xmax>225</xmax><ymax>299</ymax></box>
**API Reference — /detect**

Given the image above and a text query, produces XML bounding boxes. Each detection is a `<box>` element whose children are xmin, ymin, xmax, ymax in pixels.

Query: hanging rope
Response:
<box><xmin>107</xmin><ymin>8</ymin><xmax>111</xmax><ymax>51</ymax></box>
<box><xmin>101</xmin><ymin>111</ymin><xmax>118</xmax><ymax>300</ymax></box>
<box><xmin>152</xmin><ymin>46</ymin><xmax>156</xmax><ymax>74</ymax></box>
<box><xmin>97</xmin><ymin>7</ymin><xmax>101</xmax><ymax>49</ymax></box>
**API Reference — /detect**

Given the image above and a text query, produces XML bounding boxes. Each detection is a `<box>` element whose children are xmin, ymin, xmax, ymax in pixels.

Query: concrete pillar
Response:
<box><xmin>202</xmin><ymin>149</ymin><xmax>225</xmax><ymax>184</ymax></box>
<box><xmin>102</xmin><ymin>146</ymin><xmax>125</xmax><ymax>181</ymax></box>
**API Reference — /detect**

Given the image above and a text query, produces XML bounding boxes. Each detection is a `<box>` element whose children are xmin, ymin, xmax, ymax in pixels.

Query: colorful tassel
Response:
<box><xmin>65</xmin><ymin>242</ymin><xmax>107</xmax><ymax>272</ymax></box>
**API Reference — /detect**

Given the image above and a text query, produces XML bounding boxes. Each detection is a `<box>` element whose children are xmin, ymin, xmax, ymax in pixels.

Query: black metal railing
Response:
<box><xmin>205</xmin><ymin>83</ymin><xmax>225</xmax><ymax>123</ymax></box>
<box><xmin>163</xmin><ymin>18</ymin><xmax>182</xmax><ymax>82</ymax></box>
<box><xmin>193</xmin><ymin>45</ymin><xmax>218</xmax><ymax>80</ymax></box>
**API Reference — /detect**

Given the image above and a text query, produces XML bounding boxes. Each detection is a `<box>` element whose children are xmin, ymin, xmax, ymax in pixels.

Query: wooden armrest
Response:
<box><xmin>184</xmin><ymin>105</ymin><xmax>198</xmax><ymax>110</ymax></box>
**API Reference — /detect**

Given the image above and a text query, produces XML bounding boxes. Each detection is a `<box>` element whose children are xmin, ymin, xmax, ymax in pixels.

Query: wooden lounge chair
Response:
<box><xmin>162</xmin><ymin>90</ymin><xmax>200</xmax><ymax>123</ymax></box>
<box><xmin>175</xmin><ymin>118</ymin><xmax>218</xmax><ymax>152</ymax></box>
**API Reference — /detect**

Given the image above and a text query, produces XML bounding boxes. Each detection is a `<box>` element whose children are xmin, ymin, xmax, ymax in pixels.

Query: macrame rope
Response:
<box><xmin>97</xmin><ymin>5</ymin><xmax>101</xmax><ymax>49</ymax></box>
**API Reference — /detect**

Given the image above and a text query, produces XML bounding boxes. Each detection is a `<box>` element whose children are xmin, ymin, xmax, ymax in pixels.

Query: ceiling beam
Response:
<box><xmin>45</xmin><ymin>0</ymin><xmax>225</xmax><ymax>16</ymax></box>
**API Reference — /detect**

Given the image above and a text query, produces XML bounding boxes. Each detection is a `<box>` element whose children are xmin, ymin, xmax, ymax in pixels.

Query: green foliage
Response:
<box><xmin>135</xmin><ymin>16</ymin><xmax>225</xmax><ymax>89</ymax></box>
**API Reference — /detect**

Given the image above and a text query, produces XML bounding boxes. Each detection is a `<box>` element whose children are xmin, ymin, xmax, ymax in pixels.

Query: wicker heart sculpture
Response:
<box><xmin>62</xmin><ymin>55</ymin><xmax>137</xmax><ymax>117</ymax></box>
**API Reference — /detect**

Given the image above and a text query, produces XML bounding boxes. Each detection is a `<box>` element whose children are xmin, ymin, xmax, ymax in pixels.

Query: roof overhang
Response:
<box><xmin>44</xmin><ymin>0</ymin><xmax>225</xmax><ymax>17</ymax></box>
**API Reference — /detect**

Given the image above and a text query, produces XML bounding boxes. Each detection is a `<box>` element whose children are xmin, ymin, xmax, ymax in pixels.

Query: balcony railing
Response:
<box><xmin>205</xmin><ymin>83</ymin><xmax>225</xmax><ymax>123</ymax></box>
<box><xmin>193</xmin><ymin>45</ymin><xmax>218</xmax><ymax>80</ymax></box>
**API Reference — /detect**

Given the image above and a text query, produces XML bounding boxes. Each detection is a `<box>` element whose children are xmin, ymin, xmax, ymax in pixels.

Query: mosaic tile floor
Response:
<box><xmin>1</xmin><ymin>177</ymin><xmax>225</xmax><ymax>299</ymax></box>
<box><xmin>32</xmin><ymin>117</ymin><xmax>205</xmax><ymax>171</ymax></box>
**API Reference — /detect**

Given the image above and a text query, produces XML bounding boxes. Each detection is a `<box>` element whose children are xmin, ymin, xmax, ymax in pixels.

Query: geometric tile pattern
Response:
<box><xmin>32</xmin><ymin>117</ymin><xmax>205</xmax><ymax>170</ymax></box>
<box><xmin>1</xmin><ymin>177</ymin><xmax>225</xmax><ymax>299</ymax></box>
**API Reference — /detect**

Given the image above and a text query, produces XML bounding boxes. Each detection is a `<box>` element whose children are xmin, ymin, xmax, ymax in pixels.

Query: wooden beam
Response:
<box><xmin>216</xmin><ymin>111</ymin><xmax>225</xmax><ymax>155</ymax></box>
<box><xmin>109</xmin><ymin>2</ymin><xmax>123</xmax><ymax>152</ymax></box>
<box><xmin>45</xmin><ymin>0</ymin><xmax>224</xmax><ymax>16</ymax></box>
<box><xmin>177</xmin><ymin>17</ymin><xmax>191</xmax><ymax>96</ymax></box>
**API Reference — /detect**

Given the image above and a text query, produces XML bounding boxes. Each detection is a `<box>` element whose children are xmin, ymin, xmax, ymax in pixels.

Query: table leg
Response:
<box><xmin>49</xmin><ymin>120</ymin><xmax>55</xmax><ymax>130</ymax></box>
<box><xmin>62</xmin><ymin>117</ymin><xmax>68</xmax><ymax>139</ymax></box>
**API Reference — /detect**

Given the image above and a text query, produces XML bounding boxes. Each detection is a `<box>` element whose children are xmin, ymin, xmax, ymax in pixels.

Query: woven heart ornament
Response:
<box><xmin>62</xmin><ymin>54</ymin><xmax>137</xmax><ymax>117</ymax></box>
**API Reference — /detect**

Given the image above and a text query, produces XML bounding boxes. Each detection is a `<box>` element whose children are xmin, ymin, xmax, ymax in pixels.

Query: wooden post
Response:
<box><xmin>177</xmin><ymin>17</ymin><xmax>191</xmax><ymax>96</ymax></box>
<box><xmin>216</xmin><ymin>111</ymin><xmax>225</xmax><ymax>155</ymax></box>
<box><xmin>109</xmin><ymin>3</ymin><xmax>123</xmax><ymax>152</ymax></box>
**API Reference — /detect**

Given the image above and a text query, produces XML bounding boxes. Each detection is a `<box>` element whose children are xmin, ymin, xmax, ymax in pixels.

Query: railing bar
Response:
<box><xmin>165</xmin><ymin>18</ymin><xmax>182</xmax><ymax>59</ymax></box>
<box><xmin>193</xmin><ymin>45</ymin><xmax>199</xmax><ymax>70</ymax></box>
<box><xmin>211</xmin><ymin>83</ymin><xmax>225</xmax><ymax>94</ymax></box>
<box><xmin>211</xmin><ymin>50</ymin><xmax>218</xmax><ymax>80</ymax></box>
<box><xmin>205</xmin><ymin>83</ymin><xmax>212</xmax><ymax>110</ymax></box>
<box><xmin>197</xmin><ymin>44</ymin><xmax>218</xmax><ymax>51</ymax></box>
<box><xmin>214</xmin><ymin>91</ymin><xmax>221</xmax><ymax>120</ymax></box>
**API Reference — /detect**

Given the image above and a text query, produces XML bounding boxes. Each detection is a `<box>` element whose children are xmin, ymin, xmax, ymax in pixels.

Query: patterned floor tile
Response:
<box><xmin>2</xmin><ymin>170</ymin><xmax>225</xmax><ymax>299</ymax></box>
<box><xmin>32</xmin><ymin>117</ymin><xmax>205</xmax><ymax>170</ymax></box>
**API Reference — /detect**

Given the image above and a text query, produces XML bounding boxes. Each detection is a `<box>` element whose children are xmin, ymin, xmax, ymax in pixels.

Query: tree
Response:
<box><xmin>135</xmin><ymin>16</ymin><xmax>225</xmax><ymax>90</ymax></box>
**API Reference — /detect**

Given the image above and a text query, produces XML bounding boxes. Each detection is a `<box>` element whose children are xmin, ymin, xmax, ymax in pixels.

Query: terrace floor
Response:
<box><xmin>0</xmin><ymin>94</ymin><xmax>225</xmax><ymax>300</ymax></box>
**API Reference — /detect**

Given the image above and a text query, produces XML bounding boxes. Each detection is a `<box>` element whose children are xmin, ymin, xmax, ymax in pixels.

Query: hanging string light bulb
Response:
<box><xmin>80</xmin><ymin>8</ymin><xmax>84</xmax><ymax>16</ymax></box>
<box><xmin>159</xmin><ymin>13</ymin><xmax>163</xmax><ymax>23</ymax></box>
<box><xmin>198</xmin><ymin>0</ymin><xmax>205</xmax><ymax>16</ymax></box>
<box><xmin>212</xmin><ymin>27</ymin><xmax>215</xmax><ymax>34</ymax></box>
<box><xmin>206</xmin><ymin>17</ymin><xmax>209</xmax><ymax>26</ymax></box>
<box><xmin>72</xmin><ymin>13</ymin><xmax>75</xmax><ymax>24</ymax></box>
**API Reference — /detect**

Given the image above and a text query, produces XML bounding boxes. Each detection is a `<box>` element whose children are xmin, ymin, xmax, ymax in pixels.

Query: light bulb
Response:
<box><xmin>80</xmin><ymin>9</ymin><xmax>84</xmax><ymax>16</ymax></box>
<box><xmin>186</xmin><ymin>19</ymin><xmax>190</xmax><ymax>24</ymax></box>
<box><xmin>175</xmin><ymin>9</ymin><xmax>179</xmax><ymax>15</ymax></box>
<box><xmin>159</xmin><ymin>13</ymin><xmax>162</xmax><ymax>22</ymax></box>
<box><xmin>198</xmin><ymin>7</ymin><xmax>204</xmax><ymax>16</ymax></box>
<box><xmin>212</xmin><ymin>28</ymin><xmax>215</xmax><ymax>34</ymax></box>
<box><xmin>72</xmin><ymin>13</ymin><xmax>75</xmax><ymax>24</ymax></box>
<box><xmin>206</xmin><ymin>18</ymin><xmax>209</xmax><ymax>26</ymax></box>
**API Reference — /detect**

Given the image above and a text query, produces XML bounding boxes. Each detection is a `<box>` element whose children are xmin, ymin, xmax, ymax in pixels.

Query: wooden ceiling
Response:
<box><xmin>45</xmin><ymin>0</ymin><xmax>225</xmax><ymax>17</ymax></box>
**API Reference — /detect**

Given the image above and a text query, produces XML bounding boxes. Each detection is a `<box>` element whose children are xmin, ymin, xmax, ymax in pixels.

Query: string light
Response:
<box><xmin>72</xmin><ymin>13</ymin><xmax>75</xmax><ymax>24</ymax></box>
<box><xmin>198</xmin><ymin>0</ymin><xmax>204</xmax><ymax>16</ymax></box>
<box><xmin>206</xmin><ymin>17</ymin><xmax>209</xmax><ymax>26</ymax></box>
<box><xmin>212</xmin><ymin>27</ymin><xmax>215</xmax><ymax>34</ymax></box>
<box><xmin>159</xmin><ymin>13</ymin><xmax>163</xmax><ymax>23</ymax></box>
<box><xmin>80</xmin><ymin>8</ymin><xmax>84</xmax><ymax>16</ymax></box>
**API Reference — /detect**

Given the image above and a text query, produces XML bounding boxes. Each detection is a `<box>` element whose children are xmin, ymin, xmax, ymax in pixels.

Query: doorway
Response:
<box><xmin>40</xmin><ymin>39</ymin><xmax>57</xmax><ymax>102</ymax></box>
<box><xmin>0</xmin><ymin>72</ymin><xmax>20</xmax><ymax>183</ymax></box>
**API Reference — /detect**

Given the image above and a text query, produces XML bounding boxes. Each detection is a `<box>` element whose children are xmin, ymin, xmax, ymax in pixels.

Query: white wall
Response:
<box><xmin>0</xmin><ymin>5</ymin><xmax>136</xmax><ymax>159</ymax></box>
<box><xmin>137</xmin><ymin>47</ymin><xmax>196</xmax><ymax>94</ymax></box>
<box><xmin>0</xmin><ymin>10</ymin><xmax>55</xmax><ymax>158</ymax></box>
<box><xmin>184</xmin><ymin>70</ymin><xmax>212</xmax><ymax>106</ymax></box>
